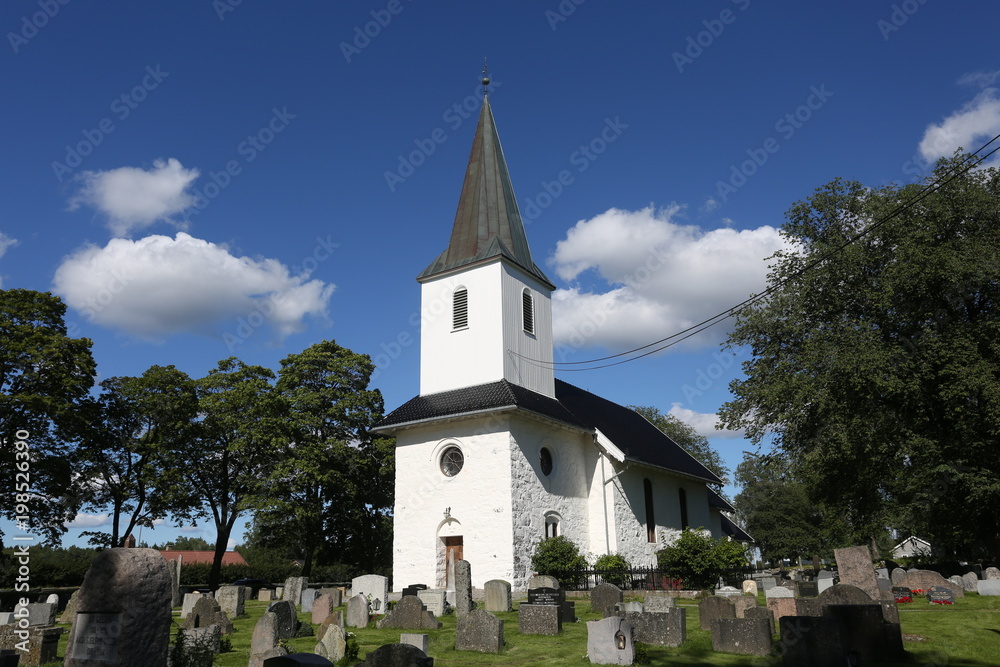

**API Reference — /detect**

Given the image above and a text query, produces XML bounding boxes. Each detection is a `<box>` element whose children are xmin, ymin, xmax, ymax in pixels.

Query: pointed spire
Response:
<box><xmin>418</xmin><ymin>85</ymin><xmax>554</xmax><ymax>289</ymax></box>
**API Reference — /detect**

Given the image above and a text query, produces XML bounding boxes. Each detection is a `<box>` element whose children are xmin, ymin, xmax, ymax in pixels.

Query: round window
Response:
<box><xmin>440</xmin><ymin>446</ymin><xmax>464</xmax><ymax>477</ymax></box>
<box><xmin>539</xmin><ymin>447</ymin><xmax>553</xmax><ymax>476</ymax></box>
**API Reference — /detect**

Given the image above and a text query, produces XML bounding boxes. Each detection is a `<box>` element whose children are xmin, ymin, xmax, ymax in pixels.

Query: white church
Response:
<box><xmin>373</xmin><ymin>83</ymin><xmax>749</xmax><ymax>593</ymax></box>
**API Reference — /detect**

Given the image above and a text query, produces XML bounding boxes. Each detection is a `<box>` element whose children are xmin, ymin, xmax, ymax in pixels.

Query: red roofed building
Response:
<box><xmin>158</xmin><ymin>550</ymin><xmax>248</xmax><ymax>566</ymax></box>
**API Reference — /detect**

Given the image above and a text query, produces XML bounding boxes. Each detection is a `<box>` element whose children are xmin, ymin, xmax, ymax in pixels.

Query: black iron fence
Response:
<box><xmin>561</xmin><ymin>566</ymin><xmax>753</xmax><ymax>591</ymax></box>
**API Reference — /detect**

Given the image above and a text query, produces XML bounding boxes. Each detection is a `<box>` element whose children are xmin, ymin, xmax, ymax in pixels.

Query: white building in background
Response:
<box><xmin>373</xmin><ymin>84</ymin><xmax>750</xmax><ymax>593</ymax></box>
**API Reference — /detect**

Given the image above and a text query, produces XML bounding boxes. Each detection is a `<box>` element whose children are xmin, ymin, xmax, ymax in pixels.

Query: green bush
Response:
<box><xmin>530</xmin><ymin>536</ymin><xmax>588</xmax><ymax>587</ymax></box>
<box><xmin>655</xmin><ymin>528</ymin><xmax>748</xmax><ymax>590</ymax></box>
<box><xmin>594</xmin><ymin>553</ymin><xmax>631</xmax><ymax>588</ymax></box>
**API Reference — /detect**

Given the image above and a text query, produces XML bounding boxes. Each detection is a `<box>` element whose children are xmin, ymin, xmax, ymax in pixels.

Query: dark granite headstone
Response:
<box><xmin>926</xmin><ymin>586</ymin><xmax>955</xmax><ymax>604</ymax></box>
<box><xmin>401</xmin><ymin>584</ymin><xmax>428</xmax><ymax>598</ymax></box>
<box><xmin>262</xmin><ymin>655</ymin><xmax>334</xmax><ymax>666</ymax></box>
<box><xmin>358</xmin><ymin>643</ymin><xmax>433</xmax><ymax>667</ymax></box>
<box><xmin>266</xmin><ymin>600</ymin><xmax>299</xmax><ymax>639</ymax></box>
<box><xmin>797</xmin><ymin>581</ymin><xmax>818</xmax><ymax>598</ymax></box>
<box><xmin>824</xmin><ymin>603</ymin><xmax>899</xmax><ymax>662</ymax></box>
<box><xmin>527</xmin><ymin>587</ymin><xmax>563</xmax><ymax>606</ymax></box>
<box><xmin>591</xmin><ymin>583</ymin><xmax>623</xmax><ymax>618</ymax></box>
<box><xmin>561</xmin><ymin>599</ymin><xmax>577</xmax><ymax>623</ymax></box>
<box><xmin>778</xmin><ymin>616</ymin><xmax>845</xmax><ymax>667</ymax></box>
<box><xmin>891</xmin><ymin>586</ymin><xmax>912</xmax><ymax>602</ymax></box>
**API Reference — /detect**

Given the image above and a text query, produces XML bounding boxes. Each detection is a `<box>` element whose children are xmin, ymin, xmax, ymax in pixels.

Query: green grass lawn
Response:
<box><xmin>40</xmin><ymin>593</ymin><xmax>1000</xmax><ymax>666</ymax></box>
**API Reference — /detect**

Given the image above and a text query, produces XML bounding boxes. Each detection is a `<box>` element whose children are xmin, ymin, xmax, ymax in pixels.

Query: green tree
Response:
<box><xmin>720</xmin><ymin>154</ymin><xmax>1000</xmax><ymax>558</ymax></box>
<box><xmin>73</xmin><ymin>366</ymin><xmax>199</xmax><ymax>548</ymax></box>
<box><xmin>251</xmin><ymin>340</ymin><xmax>393</xmax><ymax>575</ymax></box>
<box><xmin>0</xmin><ymin>290</ymin><xmax>96</xmax><ymax>545</ymax></box>
<box><xmin>630</xmin><ymin>405</ymin><xmax>730</xmax><ymax>486</ymax></box>
<box><xmin>165</xmin><ymin>536</ymin><xmax>214</xmax><ymax>551</ymax></box>
<box><xmin>656</xmin><ymin>528</ymin><xmax>748</xmax><ymax>590</ymax></box>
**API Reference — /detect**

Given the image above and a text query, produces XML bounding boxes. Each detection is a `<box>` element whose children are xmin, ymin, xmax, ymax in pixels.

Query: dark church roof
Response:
<box><xmin>721</xmin><ymin>514</ymin><xmax>753</xmax><ymax>542</ymax></box>
<box><xmin>417</xmin><ymin>93</ymin><xmax>554</xmax><ymax>289</ymax></box>
<box><xmin>376</xmin><ymin>378</ymin><xmax>723</xmax><ymax>485</ymax></box>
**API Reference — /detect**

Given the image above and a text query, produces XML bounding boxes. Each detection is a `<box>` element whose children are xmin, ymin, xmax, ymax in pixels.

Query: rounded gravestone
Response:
<box><xmin>315</xmin><ymin>623</ymin><xmax>347</xmax><ymax>662</ymax></box>
<box><xmin>266</xmin><ymin>600</ymin><xmax>298</xmax><ymax>639</ymax></box>
<box><xmin>817</xmin><ymin>584</ymin><xmax>872</xmax><ymax>606</ymax></box>
<box><xmin>65</xmin><ymin>548</ymin><xmax>172</xmax><ymax>666</ymax></box>
<box><xmin>528</xmin><ymin>574</ymin><xmax>560</xmax><ymax>590</ymax></box>
<box><xmin>590</xmin><ymin>582</ymin><xmax>623</xmax><ymax>618</ymax></box>
<box><xmin>251</xmin><ymin>611</ymin><xmax>280</xmax><ymax>654</ymax></box>
<box><xmin>961</xmin><ymin>572</ymin><xmax>979</xmax><ymax>592</ymax></box>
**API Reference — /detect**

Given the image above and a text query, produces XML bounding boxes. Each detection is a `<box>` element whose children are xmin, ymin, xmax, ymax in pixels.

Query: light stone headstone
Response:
<box><xmin>351</xmin><ymin>574</ymin><xmax>389</xmax><ymax>614</ymax></box>
<box><xmin>949</xmin><ymin>575</ymin><xmax>965</xmax><ymax>588</ymax></box>
<box><xmin>376</xmin><ymin>596</ymin><xmax>441</xmax><ymax>630</ymax></box>
<box><xmin>733</xmin><ymin>595</ymin><xmax>757</xmax><ymax>618</ymax></box>
<box><xmin>454</xmin><ymin>560</ymin><xmax>473</xmax><ymax>617</ymax></box>
<box><xmin>455</xmin><ymin>608</ymin><xmax>504</xmax><ymax>653</ymax></box>
<box><xmin>528</xmin><ymin>574</ymin><xmax>560</xmax><ymax>589</ymax></box>
<box><xmin>283</xmin><ymin>576</ymin><xmax>307</xmax><ymax>608</ymax></box>
<box><xmin>716</xmin><ymin>586</ymin><xmax>741</xmax><ymax>597</ymax></box>
<box><xmin>320</xmin><ymin>587</ymin><xmax>343</xmax><ymax>608</ymax></box>
<box><xmin>978</xmin><ymin>580</ymin><xmax>1000</xmax><ymax>596</ymax></box>
<box><xmin>416</xmin><ymin>589</ymin><xmax>447</xmax><ymax>617</ymax></box>
<box><xmin>890</xmin><ymin>567</ymin><xmax>907</xmax><ymax>585</ymax></box>
<box><xmin>742</xmin><ymin>580</ymin><xmax>758</xmax><ymax>596</ymax></box>
<box><xmin>346</xmin><ymin>594</ymin><xmax>370</xmax><ymax>628</ymax></box>
<box><xmin>0</xmin><ymin>612</ymin><xmax>13</xmax><ymax>625</ymax></box>
<box><xmin>766</xmin><ymin>596</ymin><xmax>797</xmax><ymax>622</ymax></box>
<box><xmin>818</xmin><ymin>577</ymin><xmax>835</xmax><ymax>593</ymax></box>
<box><xmin>258</xmin><ymin>589</ymin><xmax>273</xmax><ymax>602</ymax></box>
<box><xmin>215</xmin><ymin>584</ymin><xmax>245</xmax><ymax>619</ymax></box>
<box><xmin>615</xmin><ymin>601</ymin><xmax>644</xmax><ymax>614</ymax></box>
<box><xmin>166</xmin><ymin>559</ymin><xmax>181</xmax><ymax>608</ymax></box>
<box><xmin>587</xmin><ymin>616</ymin><xmax>635</xmax><ymax>665</ymax></box>
<box><xmin>759</xmin><ymin>577</ymin><xmax>777</xmax><ymax>591</ymax></box>
<box><xmin>59</xmin><ymin>589</ymin><xmax>80</xmax><ymax>624</ymax></box>
<box><xmin>44</xmin><ymin>594</ymin><xmax>59</xmax><ymax>605</ymax></box>
<box><xmin>182</xmin><ymin>624</ymin><xmax>221</xmax><ymax>655</ymax></box>
<box><xmin>14</xmin><ymin>602</ymin><xmax>56</xmax><ymax>627</ymax></box>
<box><xmin>764</xmin><ymin>585</ymin><xmax>793</xmax><ymax>599</ymax></box>
<box><xmin>643</xmin><ymin>595</ymin><xmax>675</xmax><ymax>611</ymax></box>
<box><xmin>962</xmin><ymin>572</ymin><xmax>979</xmax><ymax>592</ymax></box>
<box><xmin>897</xmin><ymin>570</ymin><xmax>964</xmax><ymax>598</ymax></box>
<box><xmin>625</xmin><ymin>608</ymin><xmax>686</xmax><ymax>647</ymax></box>
<box><xmin>182</xmin><ymin>595</ymin><xmax>233</xmax><ymax>634</ymax></box>
<box><xmin>315</xmin><ymin>623</ymin><xmax>347</xmax><ymax>662</ymax></box>
<box><xmin>985</xmin><ymin>567</ymin><xmax>1000</xmax><ymax>580</ymax></box>
<box><xmin>317</xmin><ymin>611</ymin><xmax>345</xmax><ymax>642</ymax></box>
<box><xmin>65</xmin><ymin>548</ymin><xmax>172</xmax><ymax>666</ymax></box>
<box><xmin>275</xmin><ymin>586</ymin><xmax>284</xmax><ymax>598</ymax></box>
<box><xmin>182</xmin><ymin>592</ymin><xmax>204</xmax><ymax>620</ymax></box>
<box><xmin>301</xmin><ymin>588</ymin><xmax>318</xmax><ymax>613</ymax></box>
<box><xmin>834</xmin><ymin>545</ymin><xmax>880</xmax><ymax>600</ymax></box>
<box><xmin>484</xmin><ymin>579</ymin><xmax>512</xmax><ymax>612</ymax></box>
<box><xmin>312</xmin><ymin>593</ymin><xmax>335</xmax><ymax>625</ymax></box>
<box><xmin>401</xmin><ymin>633</ymin><xmax>429</xmax><ymax>653</ymax></box>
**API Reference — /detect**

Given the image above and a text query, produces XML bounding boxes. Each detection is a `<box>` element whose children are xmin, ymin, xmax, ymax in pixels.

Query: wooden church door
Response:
<box><xmin>444</xmin><ymin>536</ymin><xmax>463</xmax><ymax>587</ymax></box>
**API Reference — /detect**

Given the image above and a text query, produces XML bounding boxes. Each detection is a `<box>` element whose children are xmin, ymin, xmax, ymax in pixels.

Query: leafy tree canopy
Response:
<box><xmin>720</xmin><ymin>154</ymin><xmax>1000</xmax><ymax>558</ymax></box>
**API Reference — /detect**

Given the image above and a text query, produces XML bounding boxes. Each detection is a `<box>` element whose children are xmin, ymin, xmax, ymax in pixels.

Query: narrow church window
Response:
<box><xmin>453</xmin><ymin>287</ymin><xmax>468</xmax><ymax>330</ymax></box>
<box><xmin>545</xmin><ymin>514</ymin><xmax>560</xmax><ymax>538</ymax></box>
<box><xmin>440</xmin><ymin>446</ymin><xmax>464</xmax><ymax>477</ymax></box>
<box><xmin>679</xmin><ymin>487</ymin><xmax>689</xmax><ymax>529</ymax></box>
<box><xmin>644</xmin><ymin>478</ymin><xmax>656</xmax><ymax>543</ymax></box>
<box><xmin>522</xmin><ymin>288</ymin><xmax>534</xmax><ymax>335</ymax></box>
<box><xmin>539</xmin><ymin>447</ymin><xmax>553</xmax><ymax>476</ymax></box>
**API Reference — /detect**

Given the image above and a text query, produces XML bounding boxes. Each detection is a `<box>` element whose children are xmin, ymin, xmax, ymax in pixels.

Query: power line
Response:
<box><xmin>517</xmin><ymin>138</ymin><xmax>1000</xmax><ymax>372</ymax></box>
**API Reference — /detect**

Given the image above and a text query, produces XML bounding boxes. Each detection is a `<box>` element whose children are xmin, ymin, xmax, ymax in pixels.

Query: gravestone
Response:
<box><xmin>483</xmin><ymin>579</ymin><xmax>512</xmax><ymax>612</ymax></box>
<box><xmin>897</xmin><ymin>569</ymin><xmax>964</xmax><ymax>598</ymax></box>
<box><xmin>779</xmin><ymin>616</ymin><xmax>845</xmax><ymax>667</ymax></box>
<box><xmin>259</xmin><ymin>589</ymin><xmax>273</xmax><ymax>602</ymax></box>
<box><xmin>14</xmin><ymin>603</ymin><xmax>55</xmax><ymax>627</ymax></box>
<box><xmin>319</xmin><ymin>588</ymin><xmax>342</xmax><ymax>607</ymax></box>
<box><xmin>215</xmin><ymin>585</ymin><xmax>245</xmax><ymax>619</ymax></box>
<box><xmin>985</xmin><ymin>567</ymin><xmax>1000</xmax><ymax>580</ymax></box>
<box><xmin>351</xmin><ymin>575</ymin><xmax>389</xmax><ymax>614</ymax></box>
<box><xmin>65</xmin><ymin>548</ymin><xmax>172</xmax><ymax>666</ymax></box>
<box><xmin>301</xmin><ymin>588</ymin><xmax>318</xmax><ymax>613</ymax></box>
<box><xmin>766</xmin><ymin>596</ymin><xmax>796</xmax><ymax>621</ymax></box>
<box><xmin>251</xmin><ymin>612</ymin><xmax>281</xmax><ymax>655</ymax></box>
<box><xmin>181</xmin><ymin>625</ymin><xmax>221</xmax><ymax>656</ymax></box>
<box><xmin>817</xmin><ymin>569</ymin><xmax>834</xmax><ymax>580</ymax></box>
<box><xmin>817</xmin><ymin>577</ymin><xmax>835</xmax><ymax>593</ymax></box>
<box><xmin>417</xmin><ymin>589</ymin><xmax>447</xmax><ymax>617</ymax></box>
<box><xmin>167</xmin><ymin>558</ymin><xmax>182</xmax><ymax>608</ymax></box>
<box><xmin>317</xmin><ymin>611</ymin><xmax>345</xmax><ymax>642</ymax></box>
<box><xmin>949</xmin><ymin>575</ymin><xmax>965</xmax><ymax>588</ymax></box>
<box><xmin>358</xmin><ymin>643</ymin><xmax>433</xmax><ymax>666</ymax></box>
<box><xmin>825</xmin><ymin>603</ymin><xmax>901</xmax><ymax>662</ymax></box>
<box><xmin>797</xmin><ymin>581</ymin><xmax>819</xmax><ymax>597</ymax></box>
<box><xmin>454</xmin><ymin>560</ymin><xmax>473</xmax><ymax>617</ymax></box>
<box><xmin>962</xmin><ymin>572</ymin><xmax>979</xmax><ymax>592</ymax></box>
<box><xmin>876</xmin><ymin>567</ymin><xmax>889</xmax><ymax>580</ymax></box>
<box><xmin>890</xmin><ymin>567</ymin><xmax>907</xmax><ymax>585</ymax></box>
<box><xmin>182</xmin><ymin>592</ymin><xmax>205</xmax><ymax>620</ymax></box>
<box><xmin>0</xmin><ymin>626</ymin><xmax>62</xmax><ymax>665</ymax></box>
<box><xmin>455</xmin><ymin>608</ymin><xmax>503</xmax><ymax>653</ymax></box>
<box><xmin>892</xmin><ymin>586</ymin><xmax>912</xmax><ymax>602</ymax></box>
<box><xmin>346</xmin><ymin>594</ymin><xmax>370</xmax><ymax>628</ymax></box>
<box><xmin>250</xmin><ymin>647</ymin><xmax>289</xmax><ymax>667</ymax></box>
<box><xmin>182</xmin><ymin>596</ymin><xmax>233</xmax><ymax>634</ymax></box>
<box><xmin>741</xmin><ymin>580</ymin><xmax>758</xmax><ymax>596</ymax></box>
<box><xmin>0</xmin><ymin>612</ymin><xmax>12</xmax><ymax>625</ymax></box>
<box><xmin>715</xmin><ymin>586</ymin><xmax>741</xmax><ymax>597</ymax></box>
<box><xmin>643</xmin><ymin>595</ymin><xmax>675</xmax><ymax>611</ymax></box>
<box><xmin>926</xmin><ymin>586</ymin><xmax>956</xmax><ymax>604</ymax></box>
<box><xmin>698</xmin><ymin>595</ymin><xmax>735</xmax><ymax>630</ymax></box>
<box><xmin>275</xmin><ymin>586</ymin><xmax>284</xmax><ymax>598</ymax></box>
<box><xmin>591</xmin><ymin>582</ymin><xmax>624</xmax><ymax>618</ymax></box>
<box><xmin>816</xmin><ymin>583</ymin><xmax>871</xmax><ymax>606</ymax></box>
<box><xmin>759</xmin><ymin>576</ymin><xmax>777</xmax><ymax>591</ymax></box>
<box><xmin>266</xmin><ymin>600</ymin><xmax>299</xmax><ymax>639</ymax></box>
<box><xmin>59</xmin><ymin>589</ymin><xmax>80</xmax><ymax>623</ymax></box>
<box><xmin>283</xmin><ymin>576</ymin><xmax>307</xmax><ymax>608</ymax></box>
<box><xmin>400</xmin><ymin>633</ymin><xmax>429</xmax><ymax>653</ymax></box>
<box><xmin>562</xmin><ymin>599</ymin><xmax>577</xmax><ymax>623</ymax></box>
<box><xmin>527</xmin><ymin>587</ymin><xmax>563</xmax><ymax>606</ymax></box>
<box><xmin>732</xmin><ymin>595</ymin><xmax>756</xmax><ymax>618</ymax></box>
<box><xmin>834</xmin><ymin>545</ymin><xmax>880</xmax><ymax>600</ymax></box>
<box><xmin>744</xmin><ymin>606</ymin><xmax>774</xmax><ymax>636</ymax></box>
<box><xmin>377</xmin><ymin>596</ymin><xmax>441</xmax><ymax>630</ymax></box>
<box><xmin>518</xmin><ymin>604</ymin><xmax>561</xmax><ymax>635</ymax></box>
<box><xmin>528</xmin><ymin>574</ymin><xmax>559</xmax><ymax>589</ymax></box>
<box><xmin>764</xmin><ymin>585</ymin><xmax>793</xmax><ymax>599</ymax></box>
<box><xmin>711</xmin><ymin>617</ymin><xmax>772</xmax><ymax>656</ymax></box>
<box><xmin>314</xmin><ymin>623</ymin><xmax>346</xmax><ymax>662</ymax></box>
<box><xmin>978</xmin><ymin>580</ymin><xmax>1000</xmax><ymax>596</ymax></box>
<box><xmin>587</xmin><ymin>616</ymin><xmax>635</xmax><ymax>665</ymax></box>
<box><xmin>312</xmin><ymin>594</ymin><xmax>334</xmax><ymax>625</ymax></box>
<box><xmin>44</xmin><ymin>593</ymin><xmax>57</xmax><ymax>606</ymax></box>
<box><xmin>615</xmin><ymin>601</ymin><xmax>644</xmax><ymax>614</ymax></box>
<box><xmin>401</xmin><ymin>584</ymin><xmax>427</xmax><ymax>598</ymax></box>
<box><xmin>625</xmin><ymin>608</ymin><xmax>686</xmax><ymax>647</ymax></box>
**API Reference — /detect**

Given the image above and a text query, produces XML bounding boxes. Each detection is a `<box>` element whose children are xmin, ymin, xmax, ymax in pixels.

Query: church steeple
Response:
<box><xmin>418</xmin><ymin>91</ymin><xmax>554</xmax><ymax>290</ymax></box>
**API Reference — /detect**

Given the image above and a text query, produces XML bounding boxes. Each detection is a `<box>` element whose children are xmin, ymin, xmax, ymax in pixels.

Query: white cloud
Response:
<box><xmin>227</xmin><ymin>538</ymin><xmax>237</xmax><ymax>549</ymax></box>
<box><xmin>668</xmin><ymin>403</ymin><xmax>745</xmax><ymax>439</ymax></box>
<box><xmin>67</xmin><ymin>512</ymin><xmax>110</xmax><ymax>528</ymax></box>
<box><xmin>53</xmin><ymin>232</ymin><xmax>334</xmax><ymax>341</ymax></box>
<box><xmin>958</xmin><ymin>70</ymin><xmax>1000</xmax><ymax>88</ymax></box>
<box><xmin>919</xmin><ymin>88</ymin><xmax>1000</xmax><ymax>164</ymax></box>
<box><xmin>549</xmin><ymin>206</ymin><xmax>788</xmax><ymax>351</ymax></box>
<box><xmin>0</xmin><ymin>232</ymin><xmax>17</xmax><ymax>288</ymax></box>
<box><xmin>69</xmin><ymin>158</ymin><xmax>200</xmax><ymax>236</ymax></box>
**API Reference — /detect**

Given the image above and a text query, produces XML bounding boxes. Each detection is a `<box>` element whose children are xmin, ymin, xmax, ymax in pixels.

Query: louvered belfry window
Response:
<box><xmin>453</xmin><ymin>287</ymin><xmax>468</xmax><ymax>330</ymax></box>
<box><xmin>522</xmin><ymin>288</ymin><xmax>534</xmax><ymax>335</ymax></box>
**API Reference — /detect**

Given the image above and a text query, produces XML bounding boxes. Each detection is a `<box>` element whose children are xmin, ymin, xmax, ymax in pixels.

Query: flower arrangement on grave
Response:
<box><xmin>930</xmin><ymin>599</ymin><xmax>954</xmax><ymax>605</ymax></box>
<box><xmin>894</xmin><ymin>595</ymin><xmax>913</xmax><ymax>603</ymax></box>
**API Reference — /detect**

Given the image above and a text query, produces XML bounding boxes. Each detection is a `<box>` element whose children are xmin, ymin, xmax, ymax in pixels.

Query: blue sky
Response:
<box><xmin>2</xmin><ymin>1</ymin><xmax>998</xmax><ymax>549</ymax></box>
